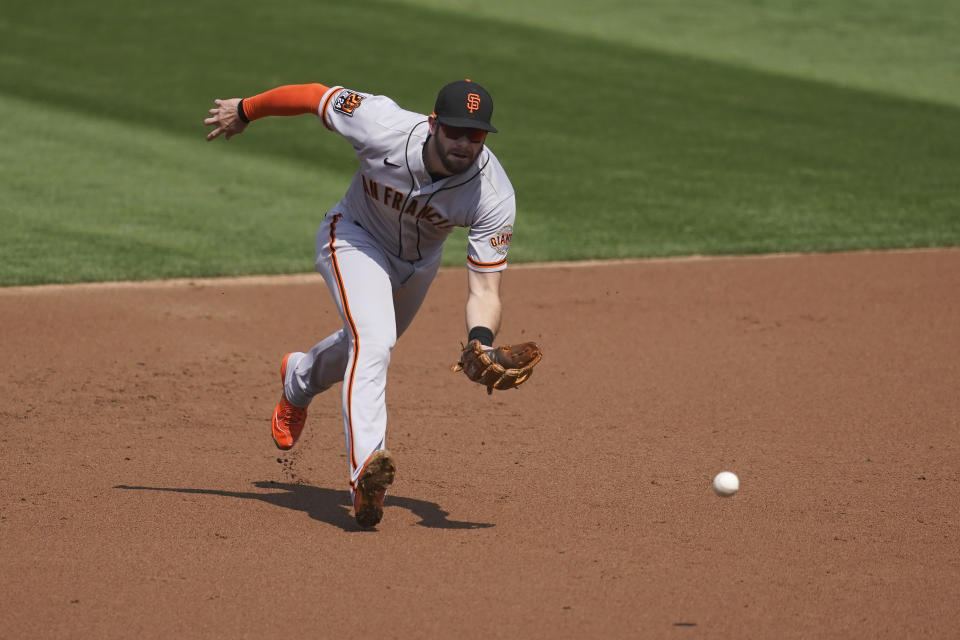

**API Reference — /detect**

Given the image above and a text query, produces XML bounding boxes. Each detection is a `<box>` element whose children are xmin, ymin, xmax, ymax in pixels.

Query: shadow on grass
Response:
<box><xmin>114</xmin><ymin>481</ymin><xmax>494</xmax><ymax>532</ymax></box>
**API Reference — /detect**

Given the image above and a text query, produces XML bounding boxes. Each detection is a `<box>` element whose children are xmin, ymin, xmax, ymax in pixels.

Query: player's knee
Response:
<box><xmin>359</xmin><ymin>340</ymin><xmax>394</xmax><ymax>365</ymax></box>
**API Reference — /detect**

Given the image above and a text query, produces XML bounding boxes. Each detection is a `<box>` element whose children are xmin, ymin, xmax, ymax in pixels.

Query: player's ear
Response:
<box><xmin>428</xmin><ymin>114</ymin><xmax>438</xmax><ymax>134</ymax></box>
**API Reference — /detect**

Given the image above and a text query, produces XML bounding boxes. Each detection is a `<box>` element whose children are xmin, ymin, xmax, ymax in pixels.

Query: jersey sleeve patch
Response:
<box><xmin>467</xmin><ymin>224</ymin><xmax>512</xmax><ymax>271</ymax></box>
<box><xmin>488</xmin><ymin>225</ymin><xmax>513</xmax><ymax>256</ymax></box>
<box><xmin>333</xmin><ymin>91</ymin><xmax>365</xmax><ymax>117</ymax></box>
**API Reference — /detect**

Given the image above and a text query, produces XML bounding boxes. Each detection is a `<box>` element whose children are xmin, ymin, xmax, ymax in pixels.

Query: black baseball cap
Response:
<box><xmin>433</xmin><ymin>79</ymin><xmax>498</xmax><ymax>133</ymax></box>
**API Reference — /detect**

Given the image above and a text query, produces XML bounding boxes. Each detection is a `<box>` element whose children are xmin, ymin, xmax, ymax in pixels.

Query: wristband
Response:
<box><xmin>237</xmin><ymin>99</ymin><xmax>250</xmax><ymax>123</ymax></box>
<box><xmin>468</xmin><ymin>326</ymin><xmax>494</xmax><ymax>347</ymax></box>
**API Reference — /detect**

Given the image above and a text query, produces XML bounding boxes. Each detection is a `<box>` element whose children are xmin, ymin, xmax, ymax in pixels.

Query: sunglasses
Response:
<box><xmin>439</xmin><ymin>124</ymin><xmax>487</xmax><ymax>143</ymax></box>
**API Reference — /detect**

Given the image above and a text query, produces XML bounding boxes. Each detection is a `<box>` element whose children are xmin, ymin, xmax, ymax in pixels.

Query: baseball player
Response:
<box><xmin>205</xmin><ymin>79</ymin><xmax>539</xmax><ymax>528</ymax></box>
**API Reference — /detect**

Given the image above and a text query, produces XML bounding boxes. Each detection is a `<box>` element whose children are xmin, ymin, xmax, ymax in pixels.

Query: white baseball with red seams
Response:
<box><xmin>713</xmin><ymin>471</ymin><xmax>740</xmax><ymax>497</ymax></box>
<box><xmin>282</xmin><ymin>85</ymin><xmax>516</xmax><ymax>490</ymax></box>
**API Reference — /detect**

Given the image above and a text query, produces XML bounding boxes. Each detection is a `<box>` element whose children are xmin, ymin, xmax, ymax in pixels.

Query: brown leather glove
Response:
<box><xmin>452</xmin><ymin>340</ymin><xmax>543</xmax><ymax>394</ymax></box>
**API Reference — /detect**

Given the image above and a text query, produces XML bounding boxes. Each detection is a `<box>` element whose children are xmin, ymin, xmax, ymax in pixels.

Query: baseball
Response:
<box><xmin>712</xmin><ymin>471</ymin><xmax>739</xmax><ymax>497</ymax></box>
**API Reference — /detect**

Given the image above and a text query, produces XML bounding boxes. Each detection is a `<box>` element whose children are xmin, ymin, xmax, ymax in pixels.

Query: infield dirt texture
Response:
<box><xmin>2</xmin><ymin>249</ymin><xmax>958</xmax><ymax>638</ymax></box>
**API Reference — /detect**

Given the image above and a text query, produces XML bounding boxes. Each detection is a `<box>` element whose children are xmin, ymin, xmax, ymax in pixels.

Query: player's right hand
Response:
<box><xmin>204</xmin><ymin>98</ymin><xmax>248</xmax><ymax>141</ymax></box>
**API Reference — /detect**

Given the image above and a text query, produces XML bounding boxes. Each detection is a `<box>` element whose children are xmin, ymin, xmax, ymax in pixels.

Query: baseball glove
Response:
<box><xmin>452</xmin><ymin>340</ymin><xmax>543</xmax><ymax>394</ymax></box>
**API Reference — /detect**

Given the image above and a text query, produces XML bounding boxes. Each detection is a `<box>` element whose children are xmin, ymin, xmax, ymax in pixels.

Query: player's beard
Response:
<box><xmin>432</xmin><ymin>133</ymin><xmax>480</xmax><ymax>176</ymax></box>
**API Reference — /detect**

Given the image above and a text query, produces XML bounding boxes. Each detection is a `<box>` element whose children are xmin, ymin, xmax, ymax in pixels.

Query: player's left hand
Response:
<box><xmin>204</xmin><ymin>98</ymin><xmax>248</xmax><ymax>141</ymax></box>
<box><xmin>452</xmin><ymin>339</ymin><xmax>542</xmax><ymax>395</ymax></box>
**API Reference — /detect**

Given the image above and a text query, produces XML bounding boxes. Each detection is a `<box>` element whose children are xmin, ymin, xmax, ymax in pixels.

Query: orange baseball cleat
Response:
<box><xmin>271</xmin><ymin>353</ymin><xmax>308</xmax><ymax>450</ymax></box>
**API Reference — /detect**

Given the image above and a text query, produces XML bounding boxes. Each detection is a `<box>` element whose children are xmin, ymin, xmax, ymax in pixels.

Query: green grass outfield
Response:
<box><xmin>1</xmin><ymin>0</ymin><xmax>958</xmax><ymax>285</ymax></box>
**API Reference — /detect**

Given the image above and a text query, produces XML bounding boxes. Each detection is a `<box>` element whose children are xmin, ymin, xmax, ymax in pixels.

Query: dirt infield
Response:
<box><xmin>1</xmin><ymin>250</ymin><xmax>958</xmax><ymax>639</ymax></box>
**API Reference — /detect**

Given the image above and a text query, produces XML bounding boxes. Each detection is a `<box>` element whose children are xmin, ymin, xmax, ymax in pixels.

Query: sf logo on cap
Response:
<box><xmin>466</xmin><ymin>93</ymin><xmax>481</xmax><ymax>113</ymax></box>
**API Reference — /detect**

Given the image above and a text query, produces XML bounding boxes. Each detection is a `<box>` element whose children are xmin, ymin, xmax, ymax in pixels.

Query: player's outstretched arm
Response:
<box><xmin>465</xmin><ymin>269</ymin><xmax>502</xmax><ymax>340</ymax></box>
<box><xmin>454</xmin><ymin>269</ymin><xmax>542</xmax><ymax>393</ymax></box>
<box><xmin>204</xmin><ymin>98</ymin><xmax>248</xmax><ymax>141</ymax></box>
<box><xmin>205</xmin><ymin>84</ymin><xmax>331</xmax><ymax>142</ymax></box>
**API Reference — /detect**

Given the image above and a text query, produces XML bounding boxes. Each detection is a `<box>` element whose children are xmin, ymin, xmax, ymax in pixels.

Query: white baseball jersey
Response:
<box><xmin>314</xmin><ymin>86</ymin><xmax>516</xmax><ymax>269</ymax></box>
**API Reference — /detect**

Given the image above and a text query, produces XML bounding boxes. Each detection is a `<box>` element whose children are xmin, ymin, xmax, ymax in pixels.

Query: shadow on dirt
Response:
<box><xmin>114</xmin><ymin>481</ymin><xmax>494</xmax><ymax>532</ymax></box>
